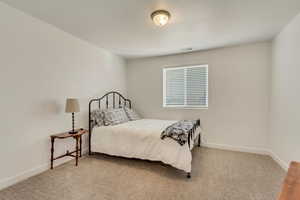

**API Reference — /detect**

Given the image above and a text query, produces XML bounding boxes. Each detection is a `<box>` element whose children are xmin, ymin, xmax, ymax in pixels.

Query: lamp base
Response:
<box><xmin>69</xmin><ymin>112</ymin><xmax>77</xmax><ymax>134</ymax></box>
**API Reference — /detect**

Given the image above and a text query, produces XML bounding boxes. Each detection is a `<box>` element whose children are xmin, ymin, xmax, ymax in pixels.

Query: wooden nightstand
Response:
<box><xmin>278</xmin><ymin>162</ymin><xmax>300</xmax><ymax>200</ymax></box>
<box><xmin>50</xmin><ymin>128</ymin><xmax>88</xmax><ymax>169</ymax></box>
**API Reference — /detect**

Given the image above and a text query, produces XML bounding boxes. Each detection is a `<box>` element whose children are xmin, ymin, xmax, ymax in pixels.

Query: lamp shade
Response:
<box><xmin>65</xmin><ymin>98</ymin><xmax>80</xmax><ymax>113</ymax></box>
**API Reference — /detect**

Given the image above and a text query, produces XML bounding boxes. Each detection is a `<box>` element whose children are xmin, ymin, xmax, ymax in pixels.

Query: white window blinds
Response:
<box><xmin>163</xmin><ymin>65</ymin><xmax>208</xmax><ymax>108</ymax></box>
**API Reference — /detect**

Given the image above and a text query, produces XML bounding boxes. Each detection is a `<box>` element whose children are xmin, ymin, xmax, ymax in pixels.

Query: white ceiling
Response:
<box><xmin>2</xmin><ymin>0</ymin><xmax>300</xmax><ymax>58</ymax></box>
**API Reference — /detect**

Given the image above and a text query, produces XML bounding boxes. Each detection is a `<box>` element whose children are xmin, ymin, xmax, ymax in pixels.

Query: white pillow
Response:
<box><xmin>91</xmin><ymin>110</ymin><xmax>105</xmax><ymax>128</ymax></box>
<box><xmin>124</xmin><ymin>107</ymin><xmax>141</xmax><ymax>121</ymax></box>
<box><xmin>102</xmin><ymin>108</ymin><xmax>129</xmax><ymax>126</ymax></box>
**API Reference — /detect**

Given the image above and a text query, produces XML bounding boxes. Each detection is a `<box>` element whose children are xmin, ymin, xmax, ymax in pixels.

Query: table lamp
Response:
<box><xmin>65</xmin><ymin>98</ymin><xmax>80</xmax><ymax>134</ymax></box>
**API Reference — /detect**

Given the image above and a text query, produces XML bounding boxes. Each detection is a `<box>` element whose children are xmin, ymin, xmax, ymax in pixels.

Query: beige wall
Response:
<box><xmin>0</xmin><ymin>2</ymin><xmax>126</xmax><ymax>189</ymax></box>
<box><xmin>2</xmin><ymin>0</ymin><xmax>297</xmax><ymax>189</ymax></box>
<box><xmin>269</xmin><ymin>12</ymin><xmax>300</xmax><ymax>170</ymax></box>
<box><xmin>127</xmin><ymin>42</ymin><xmax>271</xmax><ymax>152</ymax></box>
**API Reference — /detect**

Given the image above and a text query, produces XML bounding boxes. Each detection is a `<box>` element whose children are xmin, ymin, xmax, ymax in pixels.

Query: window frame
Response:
<box><xmin>163</xmin><ymin>64</ymin><xmax>209</xmax><ymax>109</ymax></box>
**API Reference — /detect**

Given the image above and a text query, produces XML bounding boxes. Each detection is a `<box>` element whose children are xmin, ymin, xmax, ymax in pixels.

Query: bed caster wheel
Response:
<box><xmin>187</xmin><ymin>173</ymin><xmax>191</xmax><ymax>179</ymax></box>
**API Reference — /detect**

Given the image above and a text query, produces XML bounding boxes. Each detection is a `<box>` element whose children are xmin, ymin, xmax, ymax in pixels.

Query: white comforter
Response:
<box><xmin>91</xmin><ymin>119</ymin><xmax>201</xmax><ymax>172</ymax></box>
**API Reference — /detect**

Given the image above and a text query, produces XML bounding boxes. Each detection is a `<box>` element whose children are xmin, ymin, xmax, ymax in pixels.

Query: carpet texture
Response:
<box><xmin>0</xmin><ymin>148</ymin><xmax>285</xmax><ymax>200</ymax></box>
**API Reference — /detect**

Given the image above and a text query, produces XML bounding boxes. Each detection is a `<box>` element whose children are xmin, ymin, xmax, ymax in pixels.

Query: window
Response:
<box><xmin>163</xmin><ymin>65</ymin><xmax>208</xmax><ymax>108</ymax></box>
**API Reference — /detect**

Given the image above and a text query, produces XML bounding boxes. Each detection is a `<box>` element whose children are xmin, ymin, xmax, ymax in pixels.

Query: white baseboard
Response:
<box><xmin>201</xmin><ymin>142</ymin><xmax>289</xmax><ymax>171</ymax></box>
<box><xmin>201</xmin><ymin>142</ymin><xmax>269</xmax><ymax>155</ymax></box>
<box><xmin>0</xmin><ymin>163</ymin><xmax>49</xmax><ymax>191</ymax></box>
<box><xmin>0</xmin><ymin>148</ymin><xmax>88</xmax><ymax>191</ymax></box>
<box><xmin>267</xmin><ymin>150</ymin><xmax>289</xmax><ymax>171</ymax></box>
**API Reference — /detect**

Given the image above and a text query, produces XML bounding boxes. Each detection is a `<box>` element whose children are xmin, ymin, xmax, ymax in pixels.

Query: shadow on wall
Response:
<box><xmin>32</xmin><ymin>100</ymin><xmax>62</xmax><ymax>118</ymax></box>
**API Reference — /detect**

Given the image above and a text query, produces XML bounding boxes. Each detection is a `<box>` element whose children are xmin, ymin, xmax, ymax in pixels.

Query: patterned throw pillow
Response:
<box><xmin>124</xmin><ymin>107</ymin><xmax>141</xmax><ymax>121</ymax></box>
<box><xmin>91</xmin><ymin>110</ymin><xmax>105</xmax><ymax>128</ymax></box>
<box><xmin>102</xmin><ymin>108</ymin><xmax>129</xmax><ymax>126</ymax></box>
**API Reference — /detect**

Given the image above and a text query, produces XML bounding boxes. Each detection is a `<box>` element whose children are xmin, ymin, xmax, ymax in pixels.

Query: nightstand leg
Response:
<box><xmin>51</xmin><ymin>138</ymin><xmax>54</xmax><ymax>169</ymax></box>
<box><xmin>80</xmin><ymin>135</ymin><xmax>82</xmax><ymax>157</ymax></box>
<box><xmin>75</xmin><ymin>136</ymin><xmax>79</xmax><ymax>166</ymax></box>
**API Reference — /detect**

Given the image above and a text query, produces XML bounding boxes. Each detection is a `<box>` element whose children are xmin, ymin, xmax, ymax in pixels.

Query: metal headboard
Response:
<box><xmin>88</xmin><ymin>91</ymin><xmax>131</xmax><ymax>154</ymax></box>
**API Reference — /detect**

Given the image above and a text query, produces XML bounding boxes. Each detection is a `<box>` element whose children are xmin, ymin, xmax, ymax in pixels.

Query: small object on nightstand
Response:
<box><xmin>50</xmin><ymin>128</ymin><xmax>88</xmax><ymax>169</ymax></box>
<box><xmin>65</xmin><ymin>98</ymin><xmax>80</xmax><ymax>134</ymax></box>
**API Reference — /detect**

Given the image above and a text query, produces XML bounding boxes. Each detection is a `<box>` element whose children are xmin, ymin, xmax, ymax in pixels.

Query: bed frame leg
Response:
<box><xmin>187</xmin><ymin>173</ymin><xmax>191</xmax><ymax>178</ymax></box>
<box><xmin>198</xmin><ymin>134</ymin><xmax>201</xmax><ymax>147</ymax></box>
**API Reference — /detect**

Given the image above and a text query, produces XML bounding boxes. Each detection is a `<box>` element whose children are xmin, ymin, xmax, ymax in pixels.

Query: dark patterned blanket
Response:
<box><xmin>161</xmin><ymin>119</ymin><xmax>201</xmax><ymax>146</ymax></box>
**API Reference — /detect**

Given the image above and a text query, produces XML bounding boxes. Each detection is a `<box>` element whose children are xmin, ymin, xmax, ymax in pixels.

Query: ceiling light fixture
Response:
<box><xmin>151</xmin><ymin>10</ymin><xmax>171</xmax><ymax>27</ymax></box>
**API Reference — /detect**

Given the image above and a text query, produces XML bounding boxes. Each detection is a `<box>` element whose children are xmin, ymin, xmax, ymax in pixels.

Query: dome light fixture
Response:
<box><xmin>151</xmin><ymin>10</ymin><xmax>171</xmax><ymax>27</ymax></box>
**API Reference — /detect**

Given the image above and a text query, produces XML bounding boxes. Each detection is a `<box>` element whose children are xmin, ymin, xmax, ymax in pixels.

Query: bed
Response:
<box><xmin>88</xmin><ymin>91</ymin><xmax>201</xmax><ymax>178</ymax></box>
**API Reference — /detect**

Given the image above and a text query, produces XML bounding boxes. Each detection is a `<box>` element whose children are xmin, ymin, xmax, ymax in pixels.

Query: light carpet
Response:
<box><xmin>0</xmin><ymin>147</ymin><xmax>285</xmax><ymax>200</ymax></box>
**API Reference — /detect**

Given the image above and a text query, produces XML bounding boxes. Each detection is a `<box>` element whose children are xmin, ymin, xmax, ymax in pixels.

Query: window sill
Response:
<box><xmin>163</xmin><ymin>105</ymin><xmax>208</xmax><ymax>110</ymax></box>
